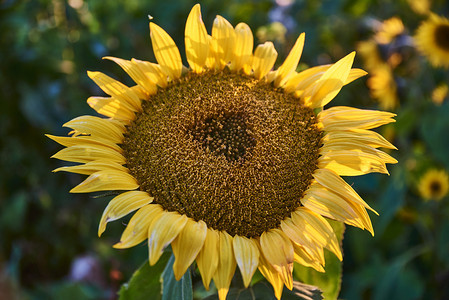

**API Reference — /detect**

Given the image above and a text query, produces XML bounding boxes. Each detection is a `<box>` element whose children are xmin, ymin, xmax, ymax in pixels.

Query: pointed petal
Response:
<box><xmin>319</xmin><ymin>106</ymin><xmax>396</xmax><ymax>131</ymax></box>
<box><xmin>196</xmin><ymin>229</ymin><xmax>219</xmax><ymax>290</ymax></box>
<box><xmin>322</xmin><ymin>129</ymin><xmax>397</xmax><ymax>150</ymax></box>
<box><xmin>232</xmin><ymin>22</ymin><xmax>253</xmax><ymax>74</ymax></box>
<box><xmin>113</xmin><ymin>204</ymin><xmax>163</xmax><ymax>249</ymax></box>
<box><xmin>185</xmin><ymin>4</ymin><xmax>209</xmax><ymax>73</ymax></box>
<box><xmin>87</xmin><ymin>71</ymin><xmax>141</xmax><ymax>110</ymax></box>
<box><xmin>257</xmin><ymin>242</ymin><xmax>284</xmax><ymax>300</ymax></box>
<box><xmin>53</xmin><ymin>160</ymin><xmax>128</xmax><ymax>175</ymax></box>
<box><xmin>284</xmin><ymin>64</ymin><xmax>330</xmax><ymax>94</ymax></box>
<box><xmin>346</xmin><ymin>68</ymin><xmax>367</xmax><ymax>84</ymax></box>
<box><xmin>148</xmin><ymin>212</ymin><xmax>188</xmax><ymax>265</ymax></box>
<box><xmin>172</xmin><ymin>219</ymin><xmax>207</xmax><ymax>280</ymax></box>
<box><xmin>306</xmin><ymin>52</ymin><xmax>355</xmax><ymax>108</ymax></box>
<box><xmin>274</xmin><ymin>33</ymin><xmax>305</xmax><ymax>87</ymax></box>
<box><xmin>63</xmin><ymin>116</ymin><xmax>125</xmax><ymax>144</ymax></box>
<box><xmin>132</xmin><ymin>58</ymin><xmax>167</xmax><ymax>88</ymax></box>
<box><xmin>87</xmin><ymin>96</ymin><xmax>135</xmax><ymax>122</ymax></box>
<box><xmin>301</xmin><ymin>184</ymin><xmax>373</xmax><ymax>234</ymax></box>
<box><xmin>321</xmin><ymin>141</ymin><xmax>397</xmax><ymax>165</ymax></box>
<box><xmin>260</xmin><ymin>229</ymin><xmax>293</xmax><ymax>290</ymax></box>
<box><xmin>213</xmin><ymin>231</ymin><xmax>237</xmax><ymax>300</ymax></box>
<box><xmin>292</xmin><ymin>242</ymin><xmax>325</xmax><ymax>272</ymax></box>
<box><xmin>232</xmin><ymin>236</ymin><xmax>259</xmax><ymax>288</ymax></box>
<box><xmin>52</xmin><ymin>145</ymin><xmax>125</xmax><ymax>164</ymax></box>
<box><xmin>104</xmin><ymin>57</ymin><xmax>157</xmax><ymax>96</ymax></box>
<box><xmin>252</xmin><ymin>42</ymin><xmax>278</xmax><ymax>80</ymax></box>
<box><xmin>149</xmin><ymin>22</ymin><xmax>182</xmax><ymax>80</ymax></box>
<box><xmin>292</xmin><ymin>208</ymin><xmax>342</xmax><ymax>261</ymax></box>
<box><xmin>210</xmin><ymin>15</ymin><xmax>236</xmax><ymax>69</ymax></box>
<box><xmin>46</xmin><ymin>134</ymin><xmax>122</xmax><ymax>153</ymax></box>
<box><xmin>70</xmin><ymin>169</ymin><xmax>138</xmax><ymax>193</ymax></box>
<box><xmin>98</xmin><ymin>191</ymin><xmax>153</xmax><ymax>236</ymax></box>
<box><xmin>313</xmin><ymin>168</ymin><xmax>377</xmax><ymax>214</ymax></box>
<box><xmin>318</xmin><ymin>151</ymin><xmax>390</xmax><ymax>176</ymax></box>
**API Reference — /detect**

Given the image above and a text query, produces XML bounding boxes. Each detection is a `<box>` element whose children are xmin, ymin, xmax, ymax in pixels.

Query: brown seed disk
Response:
<box><xmin>122</xmin><ymin>70</ymin><xmax>322</xmax><ymax>238</ymax></box>
<box><xmin>434</xmin><ymin>24</ymin><xmax>449</xmax><ymax>50</ymax></box>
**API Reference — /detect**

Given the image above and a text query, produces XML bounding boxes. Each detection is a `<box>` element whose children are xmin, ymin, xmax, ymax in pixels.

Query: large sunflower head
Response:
<box><xmin>415</xmin><ymin>14</ymin><xmax>449</xmax><ymax>68</ymax></box>
<box><xmin>48</xmin><ymin>4</ymin><xmax>397</xmax><ymax>299</ymax></box>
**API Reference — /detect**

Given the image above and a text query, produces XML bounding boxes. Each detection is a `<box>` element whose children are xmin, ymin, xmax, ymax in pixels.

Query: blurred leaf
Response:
<box><xmin>0</xmin><ymin>192</ymin><xmax>27</xmax><ymax>232</ymax></box>
<box><xmin>119</xmin><ymin>252</ymin><xmax>170</xmax><ymax>300</ymax></box>
<box><xmin>161</xmin><ymin>253</ymin><xmax>192</xmax><ymax>300</ymax></box>
<box><xmin>293</xmin><ymin>220</ymin><xmax>344</xmax><ymax>300</ymax></box>
<box><xmin>420</xmin><ymin>103</ymin><xmax>449</xmax><ymax>170</ymax></box>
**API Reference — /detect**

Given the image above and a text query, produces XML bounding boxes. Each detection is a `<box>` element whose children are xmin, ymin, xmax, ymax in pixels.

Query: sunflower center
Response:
<box><xmin>430</xmin><ymin>180</ymin><xmax>442</xmax><ymax>196</ymax></box>
<box><xmin>189</xmin><ymin>112</ymin><xmax>256</xmax><ymax>162</ymax></box>
<box><xmin>435</xmin><ymin>24</ymin><xmax>449</xmax><ymax>50</ymax></box>
<box><xmin>123</xmin><ymin>70</ymin><xmax>322</xmax><ymax>238</ymax></box>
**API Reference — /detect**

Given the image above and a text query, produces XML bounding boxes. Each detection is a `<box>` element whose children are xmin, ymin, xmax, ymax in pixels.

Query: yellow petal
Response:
<box><xmin>149</xmin><ymin>22</ymin><xmax>182</xmax><ymax>80</ymax></box>
<box><xmin>274</xmin><ymin>33</ymin><xmax>305</xmax><ymax>87</ymax></box>
<box><xmin>46</xmin><ymin>134</ymin><xmax>122</xmax><ymax>153</ymax></box>
<box><xmin>252</xmin><ymin>42</ymin><xmax>278</xmax><ymax>80</ymax></box>
<box><xmin>172</xmin><ymin>219</ymin><xmax>207</xmax><ymax>280</ymax></box>
<box><xmin>196</xmin><ymin>228</ymin><xmax>219</xmax><ymax>290</ymax></box>
<box><xmin>313</xmin><ymin>168</ymin><xmax>377</xmax><ymax>214</ymax></box>
<box><xmin>232</xmin><ymin>22</ymin><xmax>253</xmax><ymax>74</ymax></box>
<box><xmin>322</xmin><ymin>129</ymin><xmax>397</xmax><ymax>150</ymax></box>
<box><xmin>284</xmin><ymin>65</ymin><xmax>330</xmax><ymax>94</ymax></box>
<box><xmin>306</xmin><ymin>52</ymin><xmax>355</xmax><ymax>108</ymax></box>
<box><xmin>185</xmin><ymin>4</ymin><xmax>209</xmax><ymax>73</ymax></box>
<box><xmin>104</xmin><ymin>57</ymin><xmax>157</xmax><ymax>96</ymax></box>
<box><xmin>318</xmin><ymin>151</ymin><xmax>390</xmax><ymax>176</ymax></box>
<box><xmin>280</xmin><ymin>219</ymin><xmax>323</xmax><ymax>261</ymax></box>
<box><xmin>292</xmin><ymin>243</ymin><xmax>325</xmax><ymax>272</ymax></box>
<box><xmin>319</xmin><ymin>106</ymin><xmax>396</xmax><ymax>131</ymax></box>
<box><xmin>98</xmin><ymin>191</ymin><xmax>153</xmax><ymax>237</ymax></box>
<box><xmin>301</xmin><ymin>184</ymin><xmax>373</xmax><ymax>234</ymax></box>
<box><xmin>346</xmin><ymin>68</ymin><xmax>368</xmax><ymax>84</ymax></box>
<box><xmin>257</xmin><ymin>243</ymin><xmax>284</xmax><ymax>300</ymax></box>
<box><xmin>87</xmin><ymin>71</ymin><xmax>141</xmax><ymax>110</ymax></box>
<box><xmin>148</xmin><ymin>212</ymin><xmax>188</xmax><ymax>265</ymax></box>
<box><xmin>232</xmin><ymin>236</ymin><xmax>259</xmax><ymax>288</ymax></box>
<box><xmin>260</xmin><ymin>229</ymin><xmax>293</xmax><ymax>290</ymax></box>
<box><xmin>63</xmin><ymin>116</ymin><xmax>125</xmax><ymax>144</ymax></box>
<box><xmin>52</xmin><ymin>144</ymin><xmax>125</xmax><ymax>164</ymax></box>
<box><xmin>114</xmin><ymin>204</ymin><xmax>163</xmax><ymax>249</ymax></box>
<box><xmin>131</xmin><ymin>58</ymin><xmax>167</xmax><ymax>88</ymax></box>
<box><xmin>87</xmin><ymin>96</ymin><xmax>135</xmax><ymax>122</ymax></box>
<box><xmin>70</xmin><ymin>169</ymin><xmax>138</xmax><ymax>193</ymax></box>
<box><xmin>213</xmin><ymin>231</ymin><xmax>237</xmax><ymax>300</ymax></box>
<box><xmin>53</xmin><ymin>160</ymin><xmax>128</xmax><ymax>175</ymax></box>
<box><xmin>292</xmin><ymin>208</ymin><xmax>342</xmax><ymax>261</ymax></box>
<box><xmin>210</xmin><ymin>15</ymin><xmax>236</xmax><ymax>70</ymax></box>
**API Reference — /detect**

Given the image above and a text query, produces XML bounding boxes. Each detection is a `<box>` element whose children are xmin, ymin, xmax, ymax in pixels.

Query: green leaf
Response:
<box><xmin>293</xmin><ymin>220</ymin><xmax>345</xmax><ymax>300</ymax></box>
<box><xmin>161</xmin><ymin>253</ymin><xmax>193</xmax><ymax>300</ymax></box>
<box><xmin>118</xmin><ymin>252</ymin><xmax>171</xmax><ymax>300</ymax></box>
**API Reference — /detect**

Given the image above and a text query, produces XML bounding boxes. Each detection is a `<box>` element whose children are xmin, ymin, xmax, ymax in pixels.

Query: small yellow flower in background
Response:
<box><xmin>256</xmin><ymin>22</ymin><xmax>287</xmax><ymax>44</ymax></box>
<box><xmin>367</xmin><ymin>64</ymin><xmax>399</xmax><ymax>110</ymax></box>
<box><xmin>415</xmin><ymin>14</ymin><xmax>449</xmax><ymax>68</ymax></box>
<box><xmin>357</xmin><ymin>40</ymin><xmax>384</xmax><ymax>71</ymax></box>
<box><xmin>431</xmin><ymin>83</ymin><xmax>448</xmax><ymax>105</ymax></box>
<box><xmin>418</xmin><ymin>169</ymin><xmax>449</xmax><ymax>201</ymax></box>
<box><xmin>48</xmin><ymin>4</ymin><xmax>397</xmax><ymax>299</ymax></box>
<box><xmin>375</xmin><ymin>17</ymin><xmax>405</xmax><ymax>44</ymax></box>
<box><xmin>407</xmin><ymin>0</ymin><xmax>431</xmax><ymax>16</ymax></box>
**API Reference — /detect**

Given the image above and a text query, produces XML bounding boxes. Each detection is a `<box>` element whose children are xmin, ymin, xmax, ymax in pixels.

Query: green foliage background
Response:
<box><xmin>1</xmin><ymin>0</ymin><xmax>449</xmax><ymax>299</ymax></box>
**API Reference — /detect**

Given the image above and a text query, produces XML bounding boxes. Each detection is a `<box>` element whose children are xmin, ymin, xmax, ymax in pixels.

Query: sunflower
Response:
<box><xmin>415</xmin><ymin>14</ymin><xmax>449</xmax><ymax>68</ymax></box>
<box><xmin>431</xmin><ymin>83</ymin><xmax>448</xmax><ymax>105</ymax></box>
<box><xmin>367</xmin><ymin>64</ymin><xmax>399</xmax><ymax>110</ymax></box>
<box><xmin>418</xmin><ymin>169</ymin><xmax>449</xmax><ymax>201</ymax></box>
<box><xmin>48</xmin><ymin>4</ymin><xmax>397</xmax><ymax>299</ymax></box>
